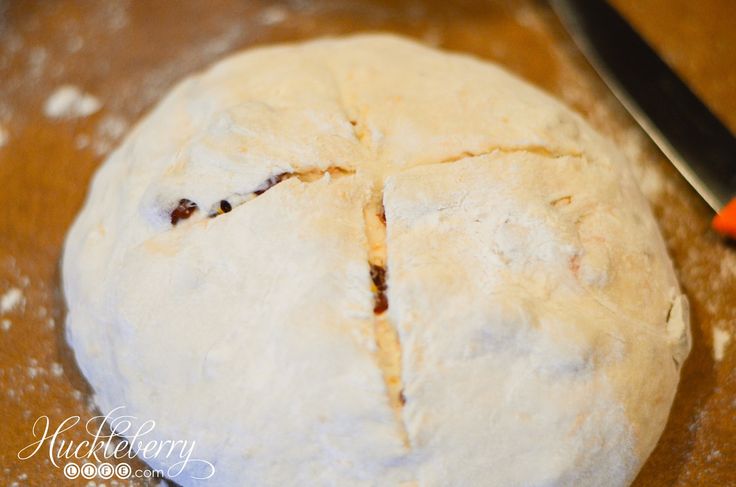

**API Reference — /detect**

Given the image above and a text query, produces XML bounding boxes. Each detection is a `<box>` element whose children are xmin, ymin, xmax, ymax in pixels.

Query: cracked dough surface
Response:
<box><xmin>63</xmin><ymin>34</ymin><xmax>691</xmax><ymax>486</ymax></box>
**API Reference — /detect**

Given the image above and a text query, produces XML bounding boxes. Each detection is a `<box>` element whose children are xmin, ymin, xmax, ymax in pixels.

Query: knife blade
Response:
<box><xmin>549</xmin><ymin>0</ymin><xmax>736</xmax><ymax>238</ymax></box>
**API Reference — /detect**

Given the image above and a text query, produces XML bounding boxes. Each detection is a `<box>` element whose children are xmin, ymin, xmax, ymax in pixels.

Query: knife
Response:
<box><xmin>549</xmin><ymin>0</ymin><xmax>736</xmax><ymax>238</ymax></box>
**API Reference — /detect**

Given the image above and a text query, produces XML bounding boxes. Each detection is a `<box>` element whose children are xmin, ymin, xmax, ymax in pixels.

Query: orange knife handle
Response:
<box><xmin>713</xmin><ymin>198</ymin><xmax>736</xmax><ymax>239</ymax></box>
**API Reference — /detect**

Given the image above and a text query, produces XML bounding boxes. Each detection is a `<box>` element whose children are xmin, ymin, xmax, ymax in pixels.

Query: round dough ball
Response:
<box><xmin>63</xmin><ymin>34</ymin><xmax>691</xmax><ymax>486</ymax></box>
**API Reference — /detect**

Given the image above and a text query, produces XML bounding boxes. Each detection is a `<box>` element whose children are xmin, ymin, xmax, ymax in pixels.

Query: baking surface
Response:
<box><xmin>0</xmin><ymin>1</ymin><xmax>734</xmax><ymax>485</ymax></box>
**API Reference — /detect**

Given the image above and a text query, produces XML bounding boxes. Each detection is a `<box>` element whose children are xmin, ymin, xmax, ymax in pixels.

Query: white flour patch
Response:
<box><xmin>713</xmin><ymin>326</ymin><xmax>732</xmax><ymax>362</ymax></box>
<box><xmin>258</xmin><ymin>5</ymin><xmax>289</xmax><ymax>25</ymax></box>
<box><xmin>720</xmin><ymin>250</ymin><xmax>736</xmax><ymax>280</ymax></box>
<box><xmin>44</xmin><ymin>85</ymin><xmax>102</xmax><ymax>119</ymax></box>
<box><xmin>199</xmin><ymin>25</ymin><xmax>243</xmax><ymax>59</ymax></box>
<box><xmin>1</xmin><ymin>319</ymin><xmax>10</xmax><ymax>331</ymax></box>
<box><xmin>101</xmin><ymin>0</ymin><xmax>130</xmax><ymax>31</ymax></box>
<box><xmin>50</xmin><ymin>362</ymin><xmax>64</xmax><ymax>377</ymax></box>
<box><xmin>92</xmin><ymin>115</ymin><xmax>128</xmax><ymax>155</ymax></box>
<box><xmin>75</xmin><ymin>133</ymin><xmax>91</xmax><ymax>150</ymax></box>
<box><xmin>0</xmin><ymin>288</ymin><xmax>23</xmax><ymax>314</ymax></box>
<box><xmin>633</xmin><ymin>162</ymin><xmax>666</xmax><ymax>200</ymax></box>
<box><xmin>514</xmin><ymin>4</ymin><xmax>545</xmax><ymax>31</ymax></box>
<box><xmin>0</xmin><ymin>124</ymin><xmax>7</xmax><ymax>148</ymax></box>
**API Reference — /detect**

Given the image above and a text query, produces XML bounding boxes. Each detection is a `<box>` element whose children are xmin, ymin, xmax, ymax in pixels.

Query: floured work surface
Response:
<box><xmin>0</xmin><ymin>0</ymin><xmax>734</xmax><ymax>485</ymax></box>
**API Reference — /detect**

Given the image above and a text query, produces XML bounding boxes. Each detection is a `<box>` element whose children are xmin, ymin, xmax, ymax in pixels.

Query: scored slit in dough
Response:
<box><xmin>363</xmin><ymin>191</ymin><xmax>409</xmax><ymax>447</ymax></box>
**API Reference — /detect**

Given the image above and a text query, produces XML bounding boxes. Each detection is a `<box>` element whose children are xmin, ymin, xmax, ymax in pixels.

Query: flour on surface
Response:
<box><xmin>0</xmin><ymin>287</ymin><xmax>23</xmax><ymax>314</ymax></box>
<box><xmin>258</xmin><ymin>5</ymin><xmax>289</xmax><ymax>25</ymax></box>
<box><xmin>44</xmin><ymin>85</ymin><xmax>101</xmax><ymax>119</ymax></box>
<box><xmin>0</xmin><ymin>124</ymin><xmax>7</xmax><ymax>148</ymax></box>
<box><xmin>92</xmin><ymin>115</ymin><xmax>129</xmax><ymax>155</ymax></box>
<box><xmin>75</xmin><ymin>133</ymin><xmax>91</xmax><ymax>150</ymax></box>
<box><xmin>720</xmin><ymin>250</ymin><xmax>736</xmax><ymax>280</ymax></box>
<box><xmin>50</xmin><ymin>362</ymin><xmax>63</xmax><ymax>377</ymax></box>
<box><xmin>712</xmin><ymin>326</ymin><xmax>732</xmax><ymax>362</ymax></box>
<box><xmin>26</xmin><ymin>367</ymin><xmax>38</xmax><ymax>379</ymax></box>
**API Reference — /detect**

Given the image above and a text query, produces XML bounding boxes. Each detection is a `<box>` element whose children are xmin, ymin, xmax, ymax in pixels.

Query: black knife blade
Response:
<box><xmin>550</xmin><ymin>0</ymin><xmax>736</xmax><ymax>234</ymax></box>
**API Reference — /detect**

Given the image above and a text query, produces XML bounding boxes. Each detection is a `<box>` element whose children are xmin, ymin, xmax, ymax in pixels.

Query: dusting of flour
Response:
<box><xmin>0</xmin><ymin>287</ymin><xmax>23</xmax><ymax>314</ymax></box>
<box><xmin>257</xmin><ymin>5</ymin><xmax>289</xmax><ymax>26</ymax></box>
<box><xmin>712</xmin><ymin>327</ymin><xmax>732</xmax><ymax>362</ymax></box>
<box><xmin>44</xmin><ymin>85</ymin><xmax>101</xmax><ymax>119</ymax></box>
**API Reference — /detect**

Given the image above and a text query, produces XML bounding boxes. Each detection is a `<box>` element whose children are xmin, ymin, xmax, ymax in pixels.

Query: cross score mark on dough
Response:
<box><xmin>166</xmin><ymin>121</ymin><xmax>582</xmax><ymax>449</ymax></box>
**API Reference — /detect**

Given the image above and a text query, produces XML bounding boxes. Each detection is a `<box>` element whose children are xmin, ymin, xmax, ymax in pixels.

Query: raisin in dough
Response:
<box><xmin>63</xmin><ymin>34</ymin><xmax>691</xmax><ymax>486</ymax></box>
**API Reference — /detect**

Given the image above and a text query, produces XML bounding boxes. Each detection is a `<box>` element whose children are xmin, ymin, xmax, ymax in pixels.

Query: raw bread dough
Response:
<box><xmin>63</xmin><ymin>34</ymin><xmax>691</xmax><ymax>486</ymax></box>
